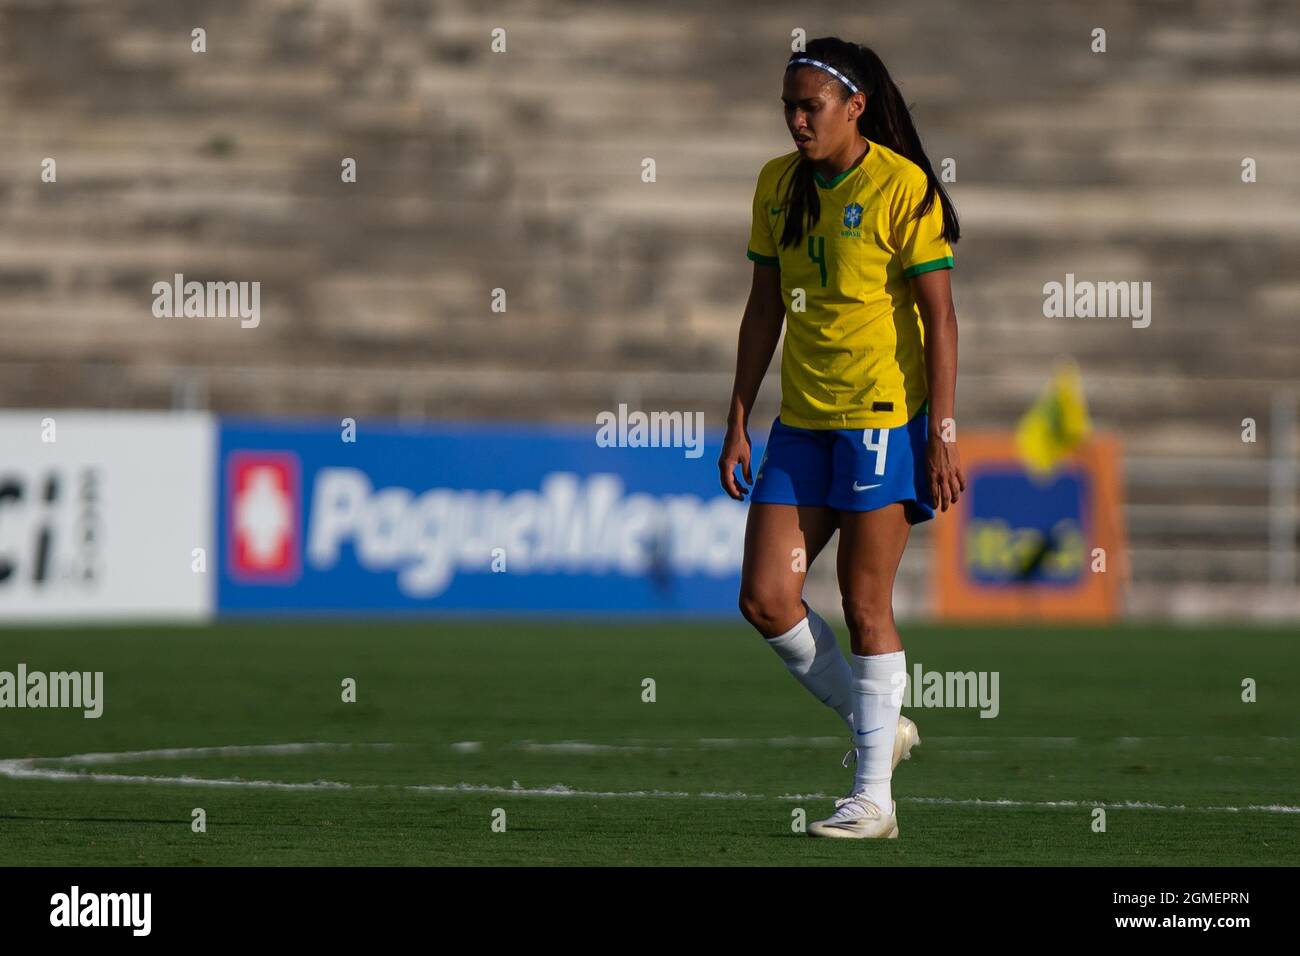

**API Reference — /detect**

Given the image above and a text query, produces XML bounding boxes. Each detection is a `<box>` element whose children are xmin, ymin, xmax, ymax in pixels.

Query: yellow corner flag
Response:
<box><xmin>1016</xmin><ymin>360</ymin><xmax>1093</xmax><ymax>476</ymax></box>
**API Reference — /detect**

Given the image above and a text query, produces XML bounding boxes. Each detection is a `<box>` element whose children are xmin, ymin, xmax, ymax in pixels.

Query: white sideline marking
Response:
<box><xmin>522</xmin><ymin>735</ymin><xmax>1298</xmax><ymax>753</ymax></box>
<box><xmin>1</xmin><ymin>741</ymin><xmax>1298</xmax><ymax>815</ymax></box>
<box><xmin>30</xmin><ymin>742</ymin><xmax>397</xmax><ymax>766</ymax></box>
<box><xmin>0</xmin><ymin>742</ymin><xmax>395</xmax><ymax>791</ymax></box>
<box><xmin>696</xmin><ymin>736</ymin><xmax>846</xmax><ymax>748</ymax></box>
<box><xmin>516</xmin><ymin>737</ymin><xmax>846</xmax><ymax>753</ymax></box>
<box><xmin>518</xmin><ymin>741</ymin><xmax>659</xmax><ymax>754</ymax></box>
<box><xmin>902</xmin><ymin>796</ymin><xmax>1300</xmax><ymax>814</ymax></box>
<box><xmin>3</xmin><ymin>766</ymin><xmax>359</xmax><ymax>791</ymax></box>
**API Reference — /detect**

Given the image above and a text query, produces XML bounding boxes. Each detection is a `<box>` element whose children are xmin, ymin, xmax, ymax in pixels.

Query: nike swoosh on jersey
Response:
<box><xmin>852</xmin><ymin>482</ymin><xmax>882</xmax><ymax>491</ymax></box>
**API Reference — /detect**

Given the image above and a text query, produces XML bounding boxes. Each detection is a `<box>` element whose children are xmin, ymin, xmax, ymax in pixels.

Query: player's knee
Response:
<box><xmin>840</xmin><ymin>595</ymin><xmax>891</xmax><ymax>644</ymax></box>
<box><xmin>738</xmin><ymin>586</ymin><xmax>799</xmax><ymax>637</ymax></box>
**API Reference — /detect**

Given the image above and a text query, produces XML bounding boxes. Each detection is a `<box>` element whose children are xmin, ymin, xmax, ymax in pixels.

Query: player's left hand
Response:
<box><xmin>926</xmin><ymin>435</ymin><xmax>966</xmax><ymax>512</ymax></box>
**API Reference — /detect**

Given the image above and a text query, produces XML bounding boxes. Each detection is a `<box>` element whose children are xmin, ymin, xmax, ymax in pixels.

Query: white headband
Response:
<box><xmin>788</xmin><ymin>57</ymin><xmax>860</xmax><ymax>95</ymax></box>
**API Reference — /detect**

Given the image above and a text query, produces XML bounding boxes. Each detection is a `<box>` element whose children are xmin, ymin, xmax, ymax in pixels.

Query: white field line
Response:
<box><xmin>29</xmin><ymin>742</ymin><xmax>399</xmax><ymax>766</ymax></box>
<box><xmin>525</xmin><ymin>736</ymin><xmax>1299</xmax><ymax>752</ymax></box>
<box><xmin>515</xmin><ymin>738</ymin><xmax>847</xmax><ymax>753</ymax></box>
<box><xmin>0</xmin><ymin>741</ymin><xmax>1297</xmax><ymax>815</ymax></box>
<box><xmin>0</xmin><ymin>742</ymin><xmax>397</xmax><ymax>791</ymax></box>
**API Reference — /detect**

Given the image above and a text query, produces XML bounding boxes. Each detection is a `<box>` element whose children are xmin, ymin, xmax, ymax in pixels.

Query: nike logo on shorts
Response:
<box><xmin>852</xmin><ymin>482</ymin><xmax>882</xmax><ymax>492</ymax></box>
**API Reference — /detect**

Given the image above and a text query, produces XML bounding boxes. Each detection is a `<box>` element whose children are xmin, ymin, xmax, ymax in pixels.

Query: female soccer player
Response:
<box><xmin>719</xmin><ymin>38</ymin><xmax>965</xmax><ymax>839</ymax></box>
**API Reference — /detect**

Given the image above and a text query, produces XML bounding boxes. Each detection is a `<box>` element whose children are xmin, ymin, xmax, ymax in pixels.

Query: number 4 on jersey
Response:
<box><xmin>806</xmin><ymin>235</ymin><xmax>827</xmax><ymax>287</ymax></box>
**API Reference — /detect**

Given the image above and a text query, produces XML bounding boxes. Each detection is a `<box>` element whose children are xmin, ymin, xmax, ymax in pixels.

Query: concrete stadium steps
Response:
<box><xmin>4</xmin><ymin>354</ymin><xmax>1275</xmax><ymax>450</ymax></box>
<box><xmin>1</xmin><ymin>0</ymin><xmax>1297</xmax><ymax>589</ymax></box>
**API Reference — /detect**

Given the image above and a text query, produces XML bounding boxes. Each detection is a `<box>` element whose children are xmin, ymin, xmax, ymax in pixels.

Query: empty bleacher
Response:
<box><xmin>1</xmin><ymin>0</ymin><xmax>1297</xmax><ymax>611</ymax></box>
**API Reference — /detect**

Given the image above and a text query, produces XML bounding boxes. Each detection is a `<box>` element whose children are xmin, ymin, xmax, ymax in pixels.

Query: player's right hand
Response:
<box><xmin>718</xmin><ymin>421</ymin><xmax>752</xmax><ymax>500</ymax></box>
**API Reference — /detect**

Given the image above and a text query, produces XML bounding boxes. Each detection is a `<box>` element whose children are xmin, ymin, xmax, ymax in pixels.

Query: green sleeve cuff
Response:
<box><xmin>746</xmin><ymin>249</ymin><xmax>779</xmax><ymax>266</ymax></box>
<box><xmin>902</xmin><ymin>255</ymin><xmax>954</xmax><ymax>278</ymax></box>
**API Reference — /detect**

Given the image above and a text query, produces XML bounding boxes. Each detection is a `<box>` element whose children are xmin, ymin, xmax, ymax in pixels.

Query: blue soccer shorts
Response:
<box><xmin>748</xmin><ymin>410</ymin><xmax>936</xmax><ymax>524</ymax></box>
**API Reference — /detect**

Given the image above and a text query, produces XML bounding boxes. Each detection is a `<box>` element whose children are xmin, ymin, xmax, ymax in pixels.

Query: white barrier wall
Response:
<box><xmin>0</xmin><ymin>412</ymin><xmax>214</xmax><ymax>621</ymax></box>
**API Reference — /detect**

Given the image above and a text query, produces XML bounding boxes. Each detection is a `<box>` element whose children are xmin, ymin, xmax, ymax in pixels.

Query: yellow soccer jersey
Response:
<box><xmin>746</xmin><ymin>137</ymin><xmax>953</xmax><ymax>430</ymax></box>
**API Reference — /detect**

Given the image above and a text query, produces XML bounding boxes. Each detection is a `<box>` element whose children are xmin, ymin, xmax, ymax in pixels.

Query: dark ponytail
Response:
<box><xmin>778</xmin><ymin>38</ymin><xmax>960</xmax><ymax>249</ymax></box>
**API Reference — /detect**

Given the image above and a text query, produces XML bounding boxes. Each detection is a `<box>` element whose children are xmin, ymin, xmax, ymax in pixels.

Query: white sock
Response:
<box><xmin>850</xmin><ymin>650</ymin><xmax>906</xmax><ymax>810</ymax></box>
<box><xmin>764</xmin><ymin>608</ymin><xmax>854</xmax><ymax>732</ymax></box>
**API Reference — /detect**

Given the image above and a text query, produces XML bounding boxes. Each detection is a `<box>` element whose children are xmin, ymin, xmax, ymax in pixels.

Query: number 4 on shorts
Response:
<box><xmin>863</xmin><ymin>428</ymin><xmax>888</xmax><ymax>476</ymax></box>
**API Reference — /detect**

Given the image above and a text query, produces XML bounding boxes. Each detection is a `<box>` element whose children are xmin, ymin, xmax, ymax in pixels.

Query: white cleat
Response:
<box><xmin>893</xmin><ymin>714</ymin><xmax>921</xmax><ymax>768</ymax></box>
<box><xmin>841</xmin><ymin>715</ymin><xmax>922</xmax><ymax>772</ymax></box>
<box><xmin>808</xmin><ymin>795</ymin><xmax>899</xmax><ymax>839</ymax></box>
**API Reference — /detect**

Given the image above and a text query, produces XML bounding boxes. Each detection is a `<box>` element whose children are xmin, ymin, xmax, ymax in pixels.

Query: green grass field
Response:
<box><xmin>0</xmin><ymin>621</ymin><xmax>1296</xmax><ymax>866</ymax></box>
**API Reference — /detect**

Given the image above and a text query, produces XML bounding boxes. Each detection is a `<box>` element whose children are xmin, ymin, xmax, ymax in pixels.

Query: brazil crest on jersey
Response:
<box><xmin>746</xmin><ymin>137</ymin><xmax>954</xmax><ymax>430</ymax></box>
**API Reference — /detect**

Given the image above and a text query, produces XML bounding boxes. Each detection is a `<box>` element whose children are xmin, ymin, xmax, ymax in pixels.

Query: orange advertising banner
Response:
<box><xmin>933</xmin><ymin>433</ymin><xmax>1128</xmax><ymax>621</ymax></box>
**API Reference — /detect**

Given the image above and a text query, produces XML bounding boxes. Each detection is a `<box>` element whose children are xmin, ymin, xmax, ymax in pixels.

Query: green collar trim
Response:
<box><xmin>814</xmin><ymin>139</ymin><xmax>870</xmax><ymax>189</ymax></box>
<box><xmin>814</xmin><ymin>165</ymin><xmax>858</xmax><ymax>190</ymax></box>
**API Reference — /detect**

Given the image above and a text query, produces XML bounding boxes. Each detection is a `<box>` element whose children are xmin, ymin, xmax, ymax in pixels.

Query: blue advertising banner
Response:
<box><xmin>963</xmin><ymin>468</ymin><xmax>1089</xmax><ymax>588</ymax></box>
<box><xmin>934</xmin><ymin>433</ymin><xmax>1128</xmax><ymax>621</ymax></box>
<box><xmin>215</xmin><ymin>417</ymin><xmax>752</xmax><ymax>616</ymax></box>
